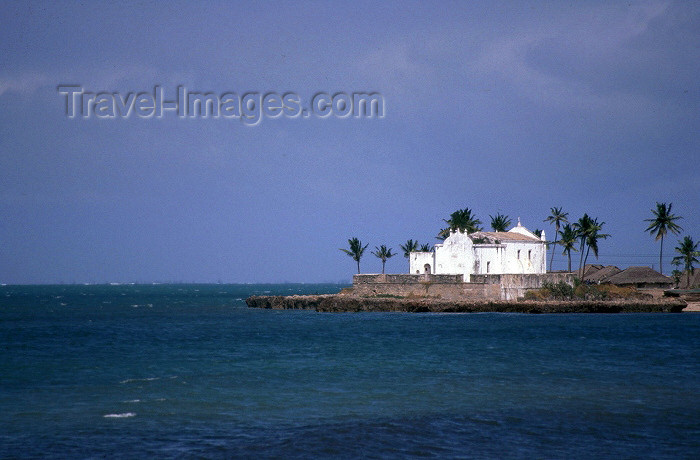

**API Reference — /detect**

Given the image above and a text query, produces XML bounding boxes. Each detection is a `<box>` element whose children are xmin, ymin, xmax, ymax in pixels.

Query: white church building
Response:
<box><xmin>410</xmin><ymin>220</ymin><xmax>547</xmax><ymax>280</ymax></box>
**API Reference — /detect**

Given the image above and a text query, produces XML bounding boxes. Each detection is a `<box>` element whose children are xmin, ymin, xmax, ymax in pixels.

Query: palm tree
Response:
<box><xmin>645</xmin><ymin>202</ymin><xmax>683</xmax><ymax>275</ymax></box>
<box><xmin>371</xmin><ymin>245</ymin><xmax>395</xmax><ymax>274</ymax></box>
<box><xmin>490</xmin><ymin>213</ymin><xmax>512</xmax><ymax>232</ymax></box>
<box><xmin>419</xmin><ymin>243</ymin><xmax>432</xmax><ymax>252</ymax></box>
<box><xmin>399</xmin><ymin>239</ymin><xmax>419</xmax><ymax>258</ymax></box>
<box><xmin>672</xmin><ymin>236</ymin><xmax>699</xmax><ymax>287</ymax></box>
<box><xmin>444</xmin><ymin>208</ymin><xmax>482</xmax><ymax>234</ymax></box>
<box><xmin>581</xmin><ymin>219</ymin><xmax>610</xmax><ymax>279</ymax></box>
<box><xmin>557</xmin><ymin>224</ymin><xmax>578</xmax><ymax>272</ymax></box>
<box><xmin>339</xmin><ymin>237</ymin><xmax>368</xmax><ymax>274</ymax></box>
<box><xmin>573</xmin><ymin>214</ymin><xmax>595</xmax><ymax>278</ymax></box>
<box><xmin>533</xmin><ymin>229</ymin><xmax>542</xmax><ymax>238</ymax></box>
<box><xmin>544</xmin><ymin>207</ymin><xmax>568</xmax><ymax>271</ymax></box>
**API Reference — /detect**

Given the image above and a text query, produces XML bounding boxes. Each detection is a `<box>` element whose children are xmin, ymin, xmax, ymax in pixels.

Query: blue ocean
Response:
<box><xmin>1</xmin><ymin>284</ymin><xmax>698</xmax><ymax>459</ymax></box>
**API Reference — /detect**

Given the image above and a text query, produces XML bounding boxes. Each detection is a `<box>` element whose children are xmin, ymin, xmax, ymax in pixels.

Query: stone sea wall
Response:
<box><xmin>472</xmin><ymin>273</ymin><xmax>576</xmax><ymax>300</ymax></box>
<box><xmin>349</xmin><ymin>274</ymin><xmax>500</xmax><ymax>301</ymax></box>
<box><xmin>348</xmin><ymin>273</ymin><xmax>575</xmax><ymax>301</ymax></box>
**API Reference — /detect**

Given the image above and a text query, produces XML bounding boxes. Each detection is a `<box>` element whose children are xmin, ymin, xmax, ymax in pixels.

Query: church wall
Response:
<box><xmin>408</xmin><ymin>226</ymin><xmax>547</xmax><ymax>278</ymax></box>
<box><xmin>501</xmin><ymin>241</ymin><xmax>546</xmax><ymax>274</ymax></box>
<box><xmin>473</xmin><ymin>245</ymin><xmax>504</xmax><ymax>275</ymax></box>
<box><xmin>409</xmin><ymin>251</ymin><xmax>435</xmax><ymax>274</ymax></box>
<box><xmin>433</xmin><ymin>230</ymin><xmax>474</xmax><ymax>279</ymax></box>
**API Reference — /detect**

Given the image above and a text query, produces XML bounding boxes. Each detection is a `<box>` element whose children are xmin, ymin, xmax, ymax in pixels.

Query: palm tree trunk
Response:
<box><xmin>356</xmin><ymin>259</ymin><xmax>360</xmax><ymax>274</ymax></box>
<box><xmin>582</xmin><ymin>245</ymin><xmax>591</xmax><ymax>281</ymax></box>
<box><xmin>659</xmin><ymin>235</ymin><xmax>664</xmax><ymax>275</ymax></box>
<box><xmin>549</xmin><ymin>224</ymin><xmax>558</xmax><ymax>272</ymax></box>
<box><xmin>567</xmin><ymin>252</ymin><xmax>571</xmax><ymax>272</ymax></box>
<box><xmin>578</xmin><ymin>239</ymin><xmax>586</xmax><ymax>278</ymax></box>
<box><xmin>382</xmin><ymin>261</ymin><xmax>386</xmax><ymax>274</ymax></box>
<box><xmin>549</xmin><ymin>242</ymin><xmax>556</xmax><ymax>272</ymax></box>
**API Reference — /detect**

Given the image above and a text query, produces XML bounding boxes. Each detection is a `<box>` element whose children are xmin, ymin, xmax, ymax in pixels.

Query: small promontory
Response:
<box><xmin>245</xmin><ymin>294</ymin><xmax>686</xmax><ymax>313</ymax></box>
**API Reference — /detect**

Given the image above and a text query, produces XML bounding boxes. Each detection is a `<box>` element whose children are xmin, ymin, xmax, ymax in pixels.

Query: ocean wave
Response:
<box><xmin>103</xmin><ymin>412</ymin><xmax>135</xmax><ymax>418</ymax></box>
<box><xmin>120</xmin><ymin>377</ymin><xmax>160</xmax><ymax>384</ymax></box>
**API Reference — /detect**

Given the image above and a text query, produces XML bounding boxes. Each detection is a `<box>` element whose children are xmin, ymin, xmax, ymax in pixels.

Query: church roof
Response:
<box><xmin>470</xmin><ymin>231</ymin><xmax>541</xmax><ymax>243</ymax></box>
<box><xmin>507</xmin><ymin>218</ymin><xmax>543</xmax><ymax>240</ymax></box>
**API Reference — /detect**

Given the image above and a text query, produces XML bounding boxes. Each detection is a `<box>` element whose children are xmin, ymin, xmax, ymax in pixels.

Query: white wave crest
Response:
<box><xmin>103</xmin><ymin>412</ymin><xmax>136</xmax><ymax>418</ymax></box>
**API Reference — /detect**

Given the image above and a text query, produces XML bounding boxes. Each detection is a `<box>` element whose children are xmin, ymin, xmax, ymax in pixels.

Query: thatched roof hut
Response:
<box><xmin>678</xmin><ymin>270</ymin><xmax>700</xmax><ymax>289</ymax></box>
<box><xmin>604</xmin><ymin>266</ymin><xmax>673</xmax><ymax>289</ymax></box>
<box><xmin>586</xmin><ymin>265</ymin><xmax>622</xmax><ymax>283</ymax></box>
<box><xmin>582</xmin><ymin>264</ymin><xmax>604</xmax><ymax>278</ymax></box>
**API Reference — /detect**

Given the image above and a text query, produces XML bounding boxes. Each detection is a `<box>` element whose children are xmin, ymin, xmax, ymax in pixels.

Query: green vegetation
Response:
<box><xmin>671</xmin><ymin>259</ymin><xmax>683</xmax><ymax>288</ymax></box>
<box><xmin>371</xmin><ymin>245</ymin><xmax>396</xmax><ymax>274</ymax></box>
<box><xmin>438</xmin><ymin>207</ymin><xmax>482</xmax><ymax>240</ymax></box>
<box><xmin>542</xmin><ymin>281</ymin><xmax>574</xmax><ymax>299</ymax></box>
<box><xmin>340</xmin><ymin>237</ymin><xmax>369</xmax><ymax>274</ymax></box>
<box><xmin>645</xmin><ymin>202</ymin><xmax>683</xmax><ymax>275</ymax></box>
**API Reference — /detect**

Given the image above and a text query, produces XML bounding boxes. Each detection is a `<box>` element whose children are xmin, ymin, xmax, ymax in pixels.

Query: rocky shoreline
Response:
<box><xmin>245</xmin><ymin>294</ymin><xmax>687</xmax><ymax>313</ymax></box>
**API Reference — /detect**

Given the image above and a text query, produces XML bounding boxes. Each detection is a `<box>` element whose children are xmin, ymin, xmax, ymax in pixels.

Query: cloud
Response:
<box><xmin>466</xmin><ymin>2</ymin><xmax>673</xmax><ymax>113</ymax></box>
<box><xmin>354</xmin><ymin>41</ymin><xmax>427</xmax><ymax>94</ymax></box>
<box><xmin>52</xmin><ymin>63</ymin><xmax>168</xmax><ymax>90</ymax></box>
<box><xmin>81</xmin><ymin>64</ymin><xmax>161</xmax><ymax>90</ymax></box>
<box><xmin>350</xmin><ymin>1</ymin><xmax>682</xmax><ymax>124</ymax></box>
<box><xmin>0</xmin><ymin>72</ymin><xmax>51</xmax><ymax>97</ymax></box>
<box><xmin>0</xmin><ymin>63</ymin><xmax>172</xmax><ymax>100</ymax></box>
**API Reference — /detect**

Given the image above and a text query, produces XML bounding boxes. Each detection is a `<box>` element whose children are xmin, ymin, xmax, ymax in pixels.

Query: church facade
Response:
<box><xmin>410</xmin><ymin>220</ymin><xmax>547</xmax><ymax>281</ymax></box>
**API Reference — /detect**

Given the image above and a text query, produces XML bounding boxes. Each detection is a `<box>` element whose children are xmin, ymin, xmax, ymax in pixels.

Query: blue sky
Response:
<box><xmin>1</xmin><ymin>1</ymin><xmax>698</xmax><ymax>284</ymax></box>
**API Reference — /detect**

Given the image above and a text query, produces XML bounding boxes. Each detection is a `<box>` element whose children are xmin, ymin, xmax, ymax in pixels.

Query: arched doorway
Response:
<box><xmin>424</xmin><ymin>264</ymin><xmax>431</xmax><ymax>274</ymax></box>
